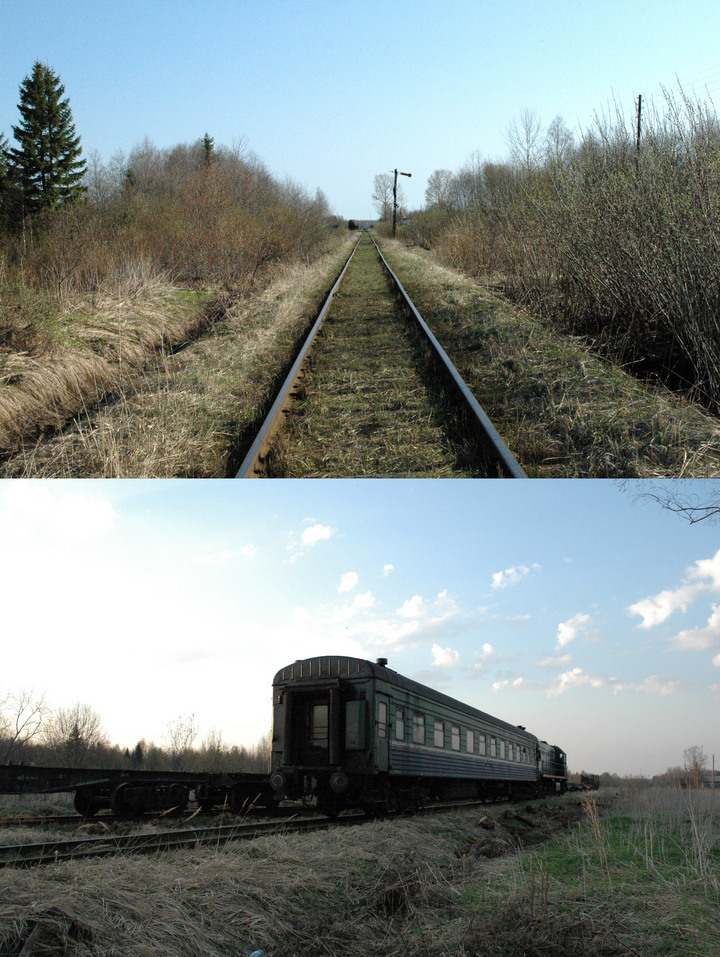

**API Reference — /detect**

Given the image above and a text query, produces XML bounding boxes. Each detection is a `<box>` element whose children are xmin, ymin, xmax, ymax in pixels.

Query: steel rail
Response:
<box><xmin>369</xmin><ymin>233</ymin><xmax>526</xmax><ymax>478</ymax></box>
<box><xmin>1</xmin><ymin>795</ymin><xmax>562</xmax><ymax>867</ymax></box>
<box><xmin>0</xmin><ymin>814</ymin><xmax>353</xmax><ymax>868</ymax></box>
<box><xmin>236</xmin><ymin>235</ymin><xmax>363</xmax><ymax>477</ymax></box>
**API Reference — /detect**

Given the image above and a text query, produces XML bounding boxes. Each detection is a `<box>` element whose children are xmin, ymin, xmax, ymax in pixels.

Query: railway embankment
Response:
<box><xmin>2</xmin><ymin>789</ymin><xmax>717</xmax><ymax>956</ymax></box>
<box><xmin>379</xmin><ymin>239</ymin><xmax>720</xmax><ymax>478</ymax></box>
<box><xmin>2</xmin><ymin>230</ymin><xmax>719</xmax><ymax>477</ymax></box>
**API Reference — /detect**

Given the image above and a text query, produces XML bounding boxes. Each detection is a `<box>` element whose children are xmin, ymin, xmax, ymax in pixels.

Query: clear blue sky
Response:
<box><xmin>1</xmin><ymin>478</ymin><xmax>719</xmax><ymax>778</ymax></box>
<box><xmin>2</xmin><ymin>0</ymin><xmax>720</xmax><ymax>219</ymax></box>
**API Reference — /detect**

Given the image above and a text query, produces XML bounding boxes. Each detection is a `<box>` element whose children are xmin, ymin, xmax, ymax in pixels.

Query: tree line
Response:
<box><xmin>396</xmin><ymin>87</ymin><xmax>720</xmax><ymax>413</ymax></box>
<box><xmin>1</xmin><ymin>61</ymin><xmax>335</xmax><ymax>304</ymax></box>
<box><xmin>0</xmin><ymin>689</ymin><xmax>270</xmax><ymax>773</ymax></box>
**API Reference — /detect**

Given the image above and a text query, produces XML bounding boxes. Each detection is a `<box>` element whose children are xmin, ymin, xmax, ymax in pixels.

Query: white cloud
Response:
<box><xmin>398</xmin><ymin>595</ymin><xmax>424</xmax><ymax>618</ymax></box>
<box><xmin>633</xmin><ymin>675</ymin><xmax>680</xmax><ymax>695</ymax></box>
<box><xmin>713</xmin><ymin>653</ymin><xmax>720</xmax><ymax>668</ymax></box>
<box><xmin>669</xmin><ymin>604</ymin><xmax>720</xmax><ymax>651</ymax></box>
<box><xmin>537</xmin><ymin>653</ymin><xmax>573</xmax><ymax>668</ymax></box>
<box><xmin>546</xmin><ymin>667</ymin><xmax>679</xmax><ymax>697</ymax></box>
<box><xmin>397</xmin><ymin>589</ymin><xmax>458</xmax><ymax>620</ymax></box>
<box><xmin>547</xmin><ymin>667</ymin><xmax>608</xmax><ymax>696</ymax></box>
<box><xmin>491</xmin><ymin>563</ymin><xmax>540</xmax><ymax>590</ymax></box>
<box><xmin>383</xmin><ymin>564</ymin><xmax>394</xmax><ymax>576</ymax></box>
<box><xmin>492</xmin><ymin>677</ymin><xmax>523</xmax><ymax>691</ymax></box>
<box><xmin>628</xmin><ymin>583</ymin><xmax>705</xmax><ymax>629</ymax></box>
<box><xmin>628</xmin><ymin>547</ymin><xmax>720</xmax><ymax>628</ymax></box>
<box><xmin>431</xmin><ymin>644</ymin><xmax>460</xmax><ymax>668</ymax></box>
<box><xmin>193</xmin><ymin>545</ymin><xmax>256</xmax><ymax>566</ymax></box>
<box><xmin>0</xmin><ymin>482</ymin><xmax>118</xmax><ymax>541</ymax></box>
<box><xmin>690</xmin><ymin>550</ymin><xmax>720</xmax><ymax>590</ymax></box>
<box><xmin>301</xmin><ymin>524</ymin><xmax>334</xmax><ymax>546</ymax></box>
<box><xmin>556</xmin><ymin>612</ymin><xmax>590</xmax><ymax>649</ymax></box>
<box><xmin>338</xmin><ymin>571</ymin><xmax>359</xmax><ymax>593</ymax></box>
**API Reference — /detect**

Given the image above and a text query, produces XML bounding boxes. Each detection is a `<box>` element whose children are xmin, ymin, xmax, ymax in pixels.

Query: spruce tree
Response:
<box><xmin>9</xmin><ymin>61</ymin><xmax>86</xmax><ymax>216</ymax></box>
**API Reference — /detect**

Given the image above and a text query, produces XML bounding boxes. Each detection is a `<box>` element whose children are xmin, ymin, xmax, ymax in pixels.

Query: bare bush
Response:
<box><xmin>417</xmin><ymin>86</ymin><xmax>720</xmax><ymax>411</ymax></box>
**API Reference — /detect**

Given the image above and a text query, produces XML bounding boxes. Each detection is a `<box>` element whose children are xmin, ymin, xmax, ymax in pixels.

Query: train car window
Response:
<box><xmin>395</xmin><ymin>708</ymin><xmax>405</xmax><ymax>741</ymax></box>
<box><xmin>490</xmin><ymin>737</ymin><xmax>497</xmax><ymax>758</ymax></box>
<box><xmin>451</xmin><ymin>725</ymin><xmax>460</xmax><ymax>751</ymax></box>
<box><xmin>466</xmin><ymin>730</ymin><xmax>475</xmax><ymax>754</ymax></box>
<box><xmin>311</xmin><ymin>704</ymin><xmax>329</xmax><ymax>748</ymax></box>
<box><xmin>478</xmin><ymin>735</ymin><xmax>486</xmax><ymax>756</ymax></box>
<box><xmin>413</xmin><ymin>713</ymin><xmax>425</xmax><ymax>744</ymax></box>
<box><xmin>434</xmin><ymin>719</ymin><xmax>444</xmax><ymax>748</ymax></box>
<box><xmin>508</xmin><ymin>743</ymin><xmax>514</xmax><ymax>762</ymax></box>
<box><xmin>378</xmin><ymin>701</ymin><xmax>388</xmax><ymax>738</ymax></box>
<box><xmin>500</xmin><ymin>740</ymin><xmax>506</xmax><ymax>759</ymax></box>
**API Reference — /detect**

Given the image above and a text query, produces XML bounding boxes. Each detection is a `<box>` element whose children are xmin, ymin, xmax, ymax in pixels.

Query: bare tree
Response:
<box><xmin>545</xmin><ymin>115</ymin><xmax>575</xmax><ymax>166</ymax></box>
<box><xmin>506</xmin><ymin>107</ymin><xmax>543</xmax><ymax>171</ymax></box>
<box><xmin>424</xmin><ymin>169</ymin><xmax>453</xmax><ymax>210</ymax></box>
<box><xmin>201</xmin><ymin>728</ymin><xmax>227</xmax><ymax>771</ymax></box>
<box><xmin>166</xmin><ymin>713</ymin><xmax>198</xmax><ymax>771</ymax></box>
<box><xmin>0</xmin><ymin>689</ymin><xmax>48</xmax><ymax>763</ymax></box>
<box><xmin>44</xmin><ymin>703</ymin><xmax>106</xmax><ymax>767</ymax></box>
<box><xmin>684</xmin><ymin>745</ymin><xmax>707</xmax><ymax>787</ymax></box>
<box><xmin>372</xmin><ymin>173</ymin><xmax>395</xmax><ymax>220</ymax></box>
<box><xmin>621</xmin><ymin>480</ymin><xmax>720</xmax><ymax>524</ymax></box>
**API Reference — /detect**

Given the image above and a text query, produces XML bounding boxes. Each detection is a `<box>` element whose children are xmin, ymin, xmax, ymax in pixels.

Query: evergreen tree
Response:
<box><xmin>201</xmin><ymin>132</ymin><xmax>215</xmax><ymax>167</ymax></box>
<box><xmin>9</xmin><ymin>61</ymin><xmax>86</xmax><ymax>217</ymax></box>
<box><xmin>0</xmin><ymin>132</ymin><xmax>12</xmax><ymax>231</ymax></box>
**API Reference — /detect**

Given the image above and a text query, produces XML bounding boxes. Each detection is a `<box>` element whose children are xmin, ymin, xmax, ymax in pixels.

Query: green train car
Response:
<box><xmin>270</xmin><ymin>655</ymin><xmax>567</xmax><ymax>817</ymax></box>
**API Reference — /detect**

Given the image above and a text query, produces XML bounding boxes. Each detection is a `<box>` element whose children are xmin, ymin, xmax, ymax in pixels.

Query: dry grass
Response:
<box><xmin>380</xmin><ymin>239</ymin><xmax>720</xmax><ymax>477</ymax></box>
<box><xmin>0</xmin><ymin>237</ymin><xmax>354</xmax><ymax>477</ymax></box>
<box><xmin>0</xmin><ymin>796</ymin><xmax>600</xmax><ymax>957</ymax></box>
<box><xmin>0</xmin><ymin>265</ymin><xmax>212</xmax><ymax>458</ymax></box>
<box><xmin>4</xmin><ymin>790</ymin><xmax>713</xmax><ymax>955</ymax></box>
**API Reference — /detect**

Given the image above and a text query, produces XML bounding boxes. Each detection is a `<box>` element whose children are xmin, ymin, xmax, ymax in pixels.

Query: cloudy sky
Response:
<box><xmin>1</xmin><ymin>478</ymin><xmax>719</xmax><ymax>777</ymax></box>
<box><xmin>2</xmin><ymin>1</ymin><xmax>720</xmax><ymax>218</ymax></box>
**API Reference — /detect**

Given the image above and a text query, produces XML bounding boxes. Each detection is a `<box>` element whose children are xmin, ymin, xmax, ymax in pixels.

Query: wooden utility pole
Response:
<box><xmin>635</xmin><ymin>94</ymin><xmax>642</xmax><ymax>172</ymax></box>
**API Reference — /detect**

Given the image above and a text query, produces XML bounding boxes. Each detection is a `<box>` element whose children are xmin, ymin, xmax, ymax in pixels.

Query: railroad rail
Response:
<box><xmin>0</xmin><ymin>813</ymin><xmax>344</xmax><ymax>868</ymax></box>
<box><xmin>236</xmin><ymin>233</ymin><xmax>525</xmax><ymax>478</ymax></box>
<box><xmin>0</xmin><ymin>797</ymin><xmax>530</xmax><ymax>868</ymax></box>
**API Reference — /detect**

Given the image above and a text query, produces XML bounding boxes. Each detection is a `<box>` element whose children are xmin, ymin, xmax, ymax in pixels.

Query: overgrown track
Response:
<box><xmin>0</xmin><ymin>813</ymin><xmax>343</xmax><ymax>868</ymax></box>
<box><xmin>237</xmin><ymin>233</ymin><xmax>525</xmax><ymax>478</ymax></box>
<box><xmin>0</xmin><ymin>796</ymin><xmax>559</xmax><ymax>868</ymax></box>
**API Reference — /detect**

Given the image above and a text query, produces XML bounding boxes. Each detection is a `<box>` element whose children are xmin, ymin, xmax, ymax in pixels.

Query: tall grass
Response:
<box><xmin>412</xmin><ymin>86</ymin><xmax>720</xmax><ymax>412</ymax></box>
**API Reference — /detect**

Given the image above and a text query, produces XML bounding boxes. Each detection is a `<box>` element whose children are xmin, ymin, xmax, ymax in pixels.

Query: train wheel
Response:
<box><xmin>167</xmin><ymin>783</ymin><xmax>189</xmax><ymax>815</ymax></box>
<box><xmin>111</xmin><ymin>783</ymin><xmax>141</xmax><ymax>819</ymax></box>
<box><xmin>73</xmin><ymin>789</ymin><xmax>99</xmax><ymax>818</ymax></box>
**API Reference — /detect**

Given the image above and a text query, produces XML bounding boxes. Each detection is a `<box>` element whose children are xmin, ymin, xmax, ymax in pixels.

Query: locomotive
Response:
<box><xmin>269</xmin><ymin>656</ymin><xmax>567</xmax><ymax>817</ymax></box>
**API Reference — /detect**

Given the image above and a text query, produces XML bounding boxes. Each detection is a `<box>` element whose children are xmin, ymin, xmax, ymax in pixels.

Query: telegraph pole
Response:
<box><xmin>635</xmin><ymin>94</ymin><xmax>642</xmax><ymax>172</ymax></box>
<box><xmin>392</xmin><ymin>168</ymin><xmax>412</xmax><ymax>238</ymax></box>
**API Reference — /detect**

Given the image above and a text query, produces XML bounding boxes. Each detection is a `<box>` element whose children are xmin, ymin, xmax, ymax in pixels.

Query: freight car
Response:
<box><xmin>0</xmin><ymin>763</ymin><xmax>278</xmax><ymax>818</ymax></box>
<box><xmin>269</xmin><ymin>656</ymin><xmax>567</xmax><ymax>817</ymax></box>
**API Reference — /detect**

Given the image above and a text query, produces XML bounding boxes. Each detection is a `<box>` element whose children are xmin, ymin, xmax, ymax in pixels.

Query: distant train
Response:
<box><xmin>0</xmin><ymin>656</ymin><xmax>570</xmax><ymax>819</ymax></box>
<box><xmin>269</xmin><ymin>656</ymin><xmax>567</xmax><ymax>817</ymax></box>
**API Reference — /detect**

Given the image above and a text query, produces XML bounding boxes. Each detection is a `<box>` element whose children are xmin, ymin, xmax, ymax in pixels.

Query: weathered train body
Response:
<box><xmin>270</xmin><ymin>656</ymin><xmax>567</xmax><ymax>816</ymax></box>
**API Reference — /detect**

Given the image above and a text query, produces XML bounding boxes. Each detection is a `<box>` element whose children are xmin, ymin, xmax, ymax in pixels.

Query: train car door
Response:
<box><xmin>295</xmin><ymin>695</ymin><xmax>330</xmax><ymax>766</ymax></box>
<box><xmin>376</xmin><ymin>697</ymin><xmax>389</xmax><ymax>771</ymax></box>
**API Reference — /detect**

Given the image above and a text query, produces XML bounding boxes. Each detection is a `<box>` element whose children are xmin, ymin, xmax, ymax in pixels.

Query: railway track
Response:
<box><xmin>0</xmin><ymin>813</ymin><xmax>344</xmax><ymax>868</ymax></box>
<box><xmin>0</xmin><ymin>798</ymin><xmax>518</xmax><ymax>868</ymax></box>
<box><xmin>237</xmin><ymin>232</ymin><xmax>525</xmax><ymax>478</ymax></box>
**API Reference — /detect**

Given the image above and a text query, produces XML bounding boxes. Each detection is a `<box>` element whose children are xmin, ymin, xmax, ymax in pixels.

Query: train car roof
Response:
<box><xmin>274</xmin><ymin>655</ymin><xmax>539</xmax><ymax>744</ymax></box>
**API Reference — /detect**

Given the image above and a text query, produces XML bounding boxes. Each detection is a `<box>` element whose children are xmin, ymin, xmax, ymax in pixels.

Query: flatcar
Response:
<box><xmin>269</xmin><ymin>655</ymin><xmax>567</xmax><ymax>817</ymax></box>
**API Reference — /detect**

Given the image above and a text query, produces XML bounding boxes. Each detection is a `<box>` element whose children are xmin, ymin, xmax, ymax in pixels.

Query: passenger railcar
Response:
<box><xmin>270</xmin><ymin>655</ymin><xmax>567</xmax><ymax>816</ymax></box>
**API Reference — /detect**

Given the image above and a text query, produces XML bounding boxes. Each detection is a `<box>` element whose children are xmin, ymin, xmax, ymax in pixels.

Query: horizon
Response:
<box><xmin>2</xmin><ymin>1</ymin><xmax>720</xmax><ymax>219</ymax></box>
